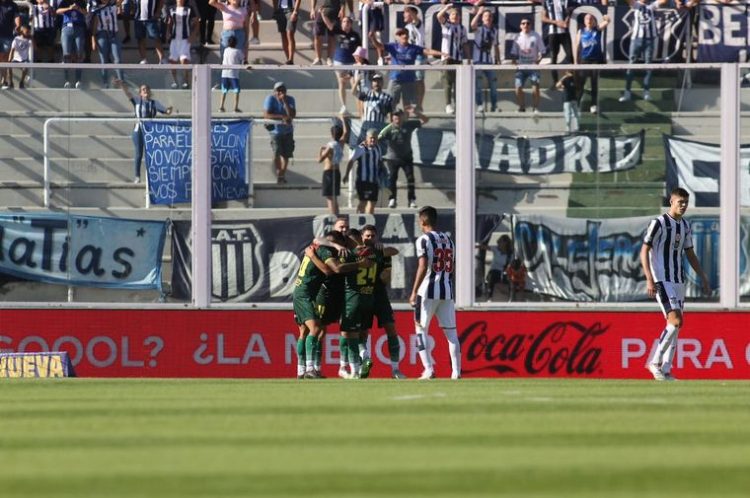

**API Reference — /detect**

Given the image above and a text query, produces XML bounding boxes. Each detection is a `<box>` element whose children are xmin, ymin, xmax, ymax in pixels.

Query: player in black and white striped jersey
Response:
<box><xmin>640</xmin><ymin>187</ymin><xmax>709</xmax><ymax>381</ymax></box>
<box><xmin>343</xmin><ymin>128</ymin><xmax>383</xmax><ymax>214</ymax></box>
<box><xmin>619</xmin><ymin>0</ymin><xmax>669</xmax><ymax>102</ymax></box>
<box><xmin>167</xmin><ymin>0</ymin><xmax>198</xmax><ymax>88</ymax></box>
<box><xmin>409</xmin><ymin>206</ymin><xmax>460</xmax><ymax>380</ymax></box>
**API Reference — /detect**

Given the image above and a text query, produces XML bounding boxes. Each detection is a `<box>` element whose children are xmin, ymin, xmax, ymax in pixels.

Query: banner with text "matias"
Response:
<box><xmin>141</xmin><ymin>120</ymin><xmax>251</xmax><ymax>205</ymax></box>
<box><xmin>0</xmin><ymin>213</ymin><xmax>166</xmax><ymax>289</ymax></box>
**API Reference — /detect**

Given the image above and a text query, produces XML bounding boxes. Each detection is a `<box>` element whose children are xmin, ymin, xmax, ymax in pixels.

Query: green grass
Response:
<box><xmin>2</xmin><ymin>379</ymin><xmax>750</xmax><ymax>497</ymax></box>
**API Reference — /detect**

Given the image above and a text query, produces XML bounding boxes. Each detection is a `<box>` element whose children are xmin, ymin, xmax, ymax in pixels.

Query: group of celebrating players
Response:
<box><xmin>292</xmin><ymin>206</ymin><xmax>461</xmax><ymax>380</ymax></box>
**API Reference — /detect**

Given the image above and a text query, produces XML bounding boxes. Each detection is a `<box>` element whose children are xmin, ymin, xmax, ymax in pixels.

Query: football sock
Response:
<box><xmin>416</xmin><ymin>330</ymin><xmax>432</xmax><ymax>371</ymax></box>
<box><xmin>444</xmin><ymin>327</ymin><xmax>461</xmax><ymax>377</ymax></box>
<box><xmin>315</xmin><ymin>335</ymin><xmax>323</xmax><ymax>370</ymax></box>
<box><xmin>387</xmin><ymin>334</ymin><xmax>400</xmax><ymax>370</ymax></box>
<box><xmin>339</xmin><ymin>336</ymin><xmax>348</xmax><ymax>367</ymax></box>
<box><xmin>296</xmin><ymin>338</ymin><xmax>305</xmax><ymax>369</ymax></box>
<box><xmin>661</xmin><ymin>325</ymin><xmax>680</xmax><ymax>373</ymax></box>
<box><xmin>347</xmin><ymin>338</ymin><xmax>361</xmax><ymax>375</ymax></box>
<box><xmin>305</xmin><ymin>334</ymin><xmax>318</xmax><ymax>370</ymax></box>
<box><xmin>359</xmin><ymin>340</ymin><xmax>368</xmax><ymax>360</ymax></box>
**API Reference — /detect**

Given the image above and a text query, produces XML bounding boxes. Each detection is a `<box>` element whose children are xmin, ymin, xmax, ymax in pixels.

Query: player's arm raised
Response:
<box><xmin>305</xmin><ymin>245</ymin><xmax>333</xmax><ymax>276</ymax></box>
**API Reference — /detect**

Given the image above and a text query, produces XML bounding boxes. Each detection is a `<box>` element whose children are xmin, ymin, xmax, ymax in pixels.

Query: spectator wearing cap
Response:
<box><xmin>372</xmin><ymin>26</ymin><xmax>444</xmax><ymax>111</ymax></box>
<box><xmin>263</xmin><ymin>81</ymin><xmax>297</xmax><ymax>184</ymax></box>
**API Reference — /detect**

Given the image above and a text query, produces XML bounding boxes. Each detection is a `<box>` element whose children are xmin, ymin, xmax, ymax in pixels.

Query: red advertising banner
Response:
<box><xmin>1</xmin><ymin>309</ymin><xmax>749</xmax><ymax>379</ymax></box>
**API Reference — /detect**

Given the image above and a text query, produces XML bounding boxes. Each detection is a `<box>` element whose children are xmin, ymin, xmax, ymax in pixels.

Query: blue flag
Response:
<box><xmin>142</xmin><ymin>120</ymin><xmax>251</xmax><ymax>205</ymax></box>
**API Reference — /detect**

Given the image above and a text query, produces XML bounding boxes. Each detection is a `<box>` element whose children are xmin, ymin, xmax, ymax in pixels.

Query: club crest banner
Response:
<box><xmin>0</xmin><ymin>213</ymin><xmax>166</xmax><ymax>289</ymax></box>
<box><xmin>350</xmin><ymin>120</ymin><xmax>643</xmax><ymax>174</ymax></box>
<box><xmin>663</xmin><ymin>134</ymin><xmax>750</xmax><ymax>207</ymax></box>
<box><xmin>141</xmin><ymin>120</ymin><xmax>251</xmax><ymax>205</ymax></box>
<box><xmin>170</xmin><ymin>213</ymin><xmax>502</xmax><ymax>302</ymax></box>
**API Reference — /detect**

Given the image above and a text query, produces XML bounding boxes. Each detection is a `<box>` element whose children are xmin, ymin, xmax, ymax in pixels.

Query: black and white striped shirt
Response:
<box><xmin>631</xmin><ymin>2</ymin><xmax>659</xmax><ymax>40</ymax></box>
<box><xmin>472</xmin><ymin>25</ymin><xmax>497</xmax><ymax>64</ymax></box>
<box><xmin>643</xmin><ymin>213</ymin><xmax>693</xmax><ymax>284</ymax></box>
<box><xmin>407</xmin><ymin>22</ymin><xmax>424</xmax><ymax>48</ymax></box>
<box><xmin>130</xmin><ymin>96</ymin><xmax>169</xmax><ymax>131</ymax></box>
<box><xmin>543</xmin><ymin>0</ymin><xmax>571</xmax><ymax>36</ymax></box>
<box><xmin>357</xmin><ymin>90</ymin><xmax>393</xmax><ymax>123</ymax></box>
<box><xmin>169</xmin><ymin>5</ymin><xmax>194</xmax><ymax>39</ymax></box>
<box><xmin>135</xmin><ymin>0</ymin><xmax>159</xmax><ymax>21</ymax></box>
<box><xmin>94</xmin><ymin>4</ymin><xmax>118</xmax><ymax>33</ymax></box>
<box><xmin>441</xmin><ymin>21</ymin><xmax>467</xmax><ymax>61</ymax></box>
<box><xmin>350</xmin><ymin>145</ymin><xmax>382</xmax><ymax>184</ymax></box>
<box><xmin>31</xmin><ymin>4</ymin><xmax>56</xmax><ymax>30</ymax></box>
<box><xmin>416</xmin><ymin>230</ymin><xmax>455</xmax><ymax>300</ymax></box>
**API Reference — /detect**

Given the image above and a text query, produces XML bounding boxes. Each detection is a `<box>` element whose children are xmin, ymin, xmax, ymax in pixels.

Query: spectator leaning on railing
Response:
<box><xmin>263</xmin><ymin>81</ymin><xmax>297</xmax><ymax>184</ymax></box>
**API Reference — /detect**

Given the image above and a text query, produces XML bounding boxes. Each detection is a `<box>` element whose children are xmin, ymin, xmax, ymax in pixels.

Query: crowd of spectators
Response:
<box><xmin>0</xmin><ymin>0</ymin><xmax>720</xmax><ymax>92</ymax></box>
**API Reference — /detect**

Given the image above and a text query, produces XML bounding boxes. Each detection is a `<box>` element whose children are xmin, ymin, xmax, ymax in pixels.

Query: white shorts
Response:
<box><xmin>414</xmin><ymin>296</ymin><xmax>456</xmax><ymax>330</ymax></box>
<box><xmin>655</xmin><ymin>281</ymin><xmax>685</xmax><ymax>318</ymax></box>
<box><xmin>169</xmin><ymin>39</ymin><xmax>191</xmax><ymax>62</ymax></box>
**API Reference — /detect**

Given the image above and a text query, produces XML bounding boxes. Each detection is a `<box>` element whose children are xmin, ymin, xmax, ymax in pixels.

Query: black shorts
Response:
<box><xmin>362</xmin><ymin>8</ymin><xmax>384</xmax><ymax>32</ymax></box>
<box><xmin>322</xmin><ymin>169</ymin><xmax>341</xmax><ymax>197</ymax></box>
<box><xmin>34</xmin><ymin>28</ymin><xmax>57</xmax><ymax>48</ymax></box>
<box><xmin>271</xmin><ymin>133</ymin><xmax>295</xmax><ymax>159</ymax></box>
<box><xmin>274</xmin><ymin>9</ymin><xmax>297</xmax><ymax>33</ymax></box>
<box><xmin>356</xmin><ymin>181</ymin><xmax>379</xmax><ymax>202</ymax></box>
<box><xmin>313</xmin><ymin>11</ymin><xmax>339</xmax><ymax>37</ymax></box>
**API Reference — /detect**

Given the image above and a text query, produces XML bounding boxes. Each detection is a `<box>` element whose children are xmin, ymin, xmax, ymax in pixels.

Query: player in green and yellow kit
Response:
<box><xmin>293</xmin><ymin>230</ymin><xmax>367</xmax><ymax>379</ymax></box>
<box><xmin>361</xmin><ymin>224</ymin><xmax>405</xmax><ymax>379</ymax></box>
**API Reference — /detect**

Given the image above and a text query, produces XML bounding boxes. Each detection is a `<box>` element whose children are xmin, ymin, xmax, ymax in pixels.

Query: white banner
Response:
<box><xmin>663</xmin><ymin>134</ymin><xmax>750</xmax><ymax>207</ymax></box>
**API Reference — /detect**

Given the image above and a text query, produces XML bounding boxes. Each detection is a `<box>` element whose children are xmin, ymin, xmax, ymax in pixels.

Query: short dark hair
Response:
<box><xmin>418</xmin><ymin>206</ymin><xmax>438</xmax><ymax>227</ymax></box>
<box><xmin>361</xmin><ymin>224</ymin><xmax>377</xmax><ymax>234</ymax></box>
<box><xmin>325</xmin><ymin>230</ymin><xmax>345</xmax><ymax>245</ymax></box>
<box><xmin>670</xmin><ymin>187</ymin><xmax>690</xmax><ymax>198</ymax></box>
<box><xmin>405</xmin><ymin>5</ymin><xmax>419</xmax><ymax>16</ymax></box>
<box><xmin>348</xmin><ymin>228</ymin><xmax>362</xmax><ymax>243</ymax></box>
<box><xmin>228</xmin><ymin>35</ymin><xmax>237</xmax><ymax>48</ymax></box>
<box><xmin>331</xmin><ymin>125</ymin><xmax>343</xmax><ymax>141</ymax></box>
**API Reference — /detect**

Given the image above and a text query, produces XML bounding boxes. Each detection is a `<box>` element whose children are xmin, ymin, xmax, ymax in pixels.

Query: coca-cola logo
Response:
<box><xmin>460</xmin><ymin>321</ymin><xmax>606</xmax><ymax>375</ymax></box>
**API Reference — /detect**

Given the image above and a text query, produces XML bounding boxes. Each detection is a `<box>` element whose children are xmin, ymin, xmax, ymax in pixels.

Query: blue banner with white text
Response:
<box><xmin>142</xmin><ymin>120</ymin><xmax>251</xmax><ymax>205</ymax></box>
<box><xmin>0</xmin><ymin>213</ymin><xmax>166</xmax><ymax>289</ymax></box>
<box><xmin>698</xmin><ymin>3</ymin><xmax>750</xmax><ymax>62</ymax></box>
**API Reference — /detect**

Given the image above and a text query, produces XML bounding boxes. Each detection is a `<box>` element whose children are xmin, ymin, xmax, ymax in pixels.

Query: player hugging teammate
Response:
<box><xmin>294</xmin><ymin>218</ymin><xmax>406</xmax><ymax>379</ymax></box>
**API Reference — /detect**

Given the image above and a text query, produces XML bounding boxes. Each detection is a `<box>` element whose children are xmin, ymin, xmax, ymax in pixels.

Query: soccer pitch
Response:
<box><xmin>1</xmin><ymin>379</ymin><xmax>749</xmax><ymax>497</ymax></box>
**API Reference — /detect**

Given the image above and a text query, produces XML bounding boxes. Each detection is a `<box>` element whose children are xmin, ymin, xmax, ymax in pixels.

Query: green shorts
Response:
<box><xmin>340</xmin><ymin>293</ymin><xmax>375</xmax><ymax>332</ymax></box>
<box><xmin>315</xmin><ymin>286</ymin><xmax>344</xmax><ymax>326</ymax></box>
<box><xmin>293</xmin><ymin>291</ymin><xmax>319</xmax><ymax>325</ymax></box>
<box><xmin>374</xmin><ymin>285</ymin><xmax>394</xmax><ymax>327</ymax></box>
